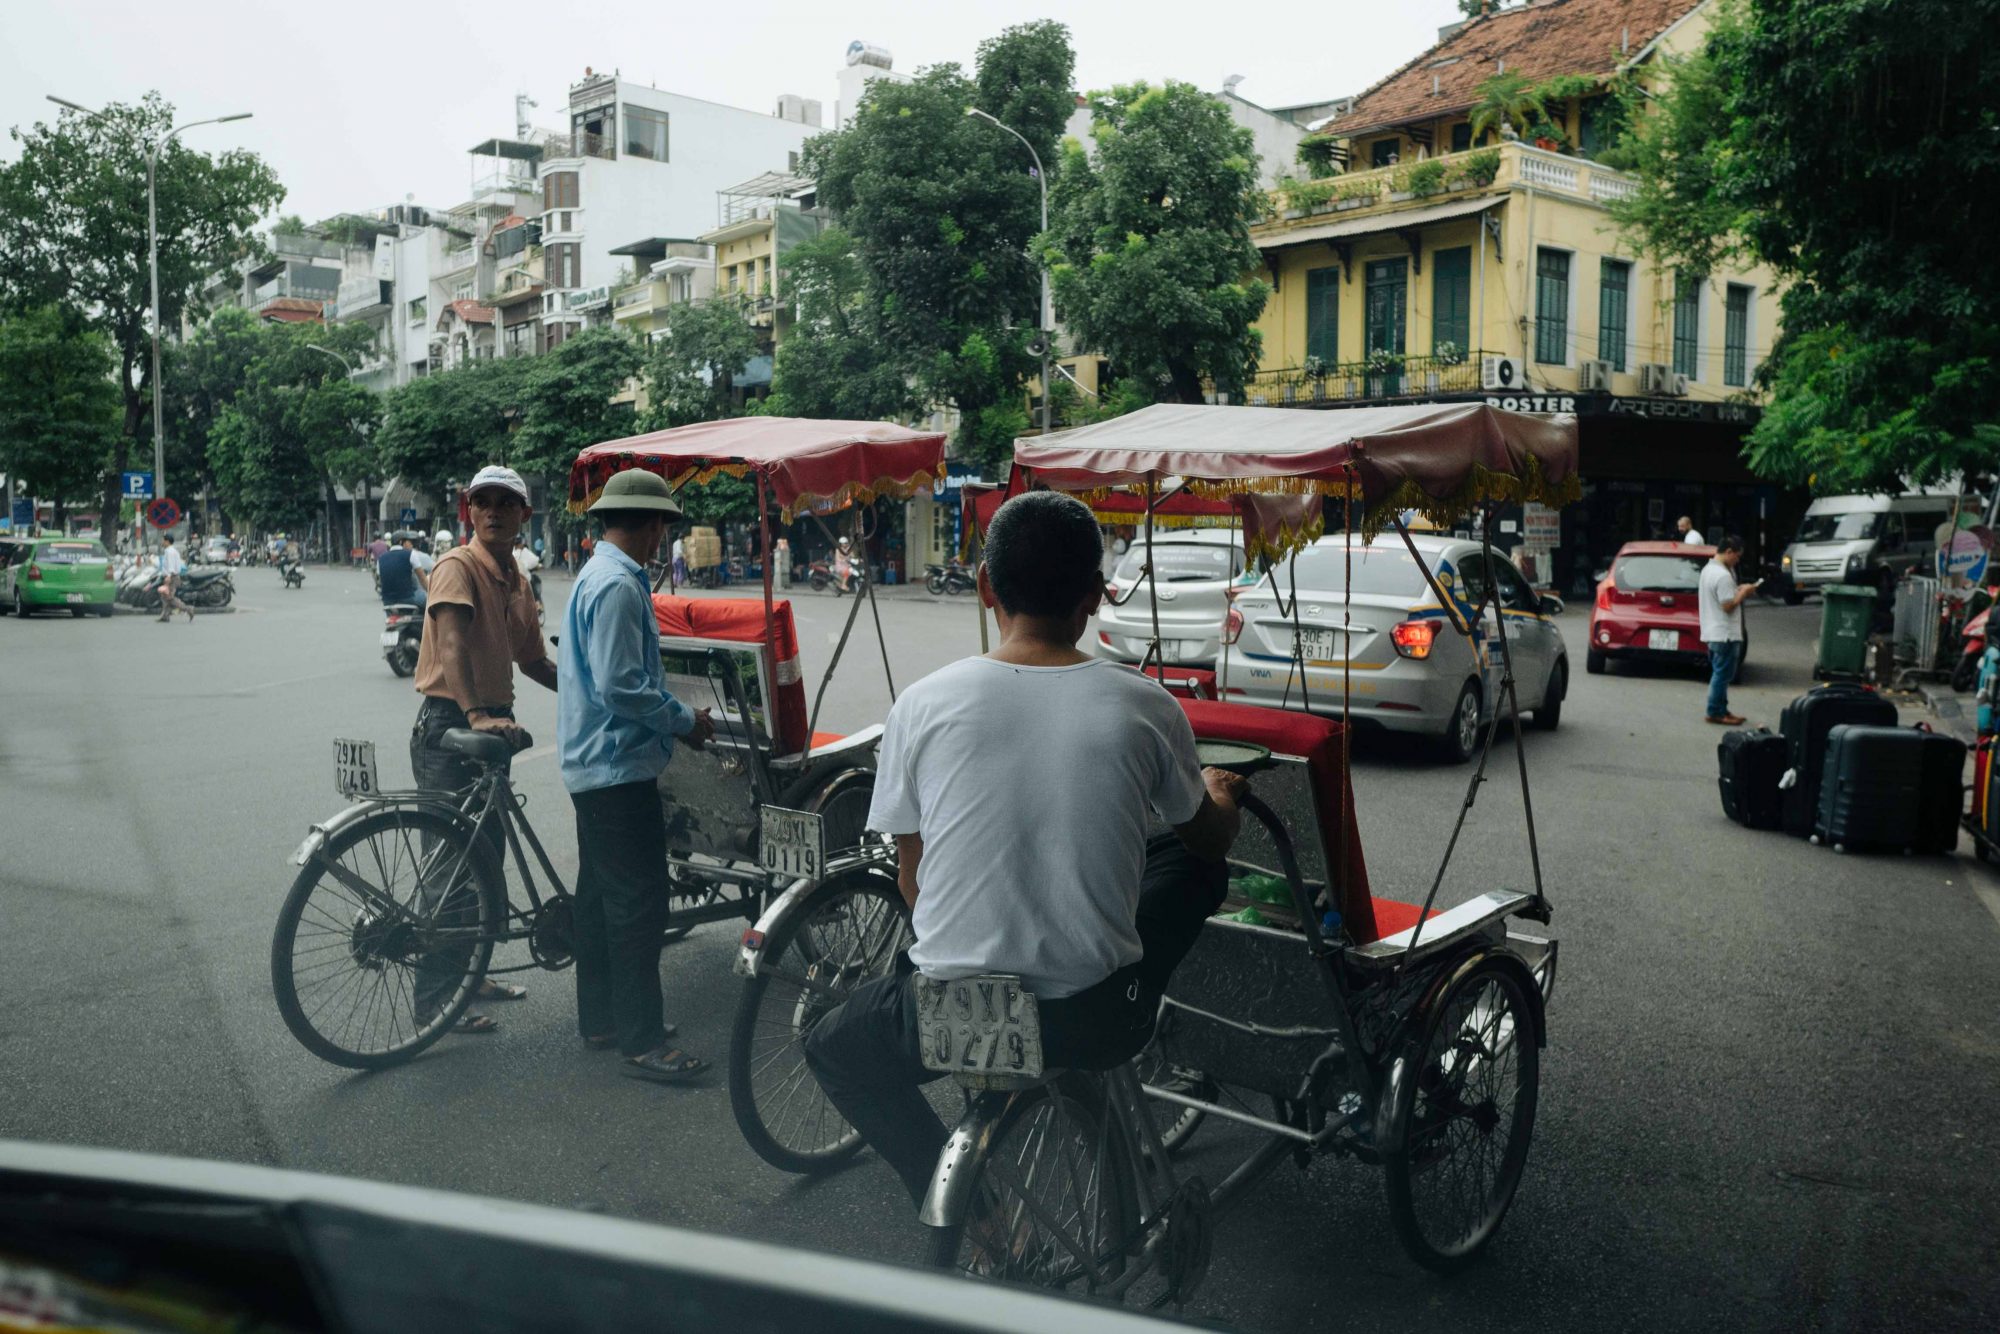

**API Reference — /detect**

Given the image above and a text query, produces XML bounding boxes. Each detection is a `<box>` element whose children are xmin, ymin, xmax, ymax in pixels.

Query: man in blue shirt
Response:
<box><xmin>559</xmin><ymin>469</ymin><xmax>715</xmax><ymax>1083</ymax></box>
<box><xmin>377</xmin><ymin>534</ymin><xmax>430</xmax><ymax>608</ymax></box>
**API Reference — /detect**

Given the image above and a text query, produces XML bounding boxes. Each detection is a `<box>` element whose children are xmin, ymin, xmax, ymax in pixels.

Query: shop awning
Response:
<box><xmin>1254</xmin><ymin>195</ymin><xmax>1501</xmax><ymax>252</ymax></box>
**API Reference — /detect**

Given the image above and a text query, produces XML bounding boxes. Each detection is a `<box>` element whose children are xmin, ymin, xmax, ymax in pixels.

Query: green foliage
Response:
<box><xmin>764</xmin><ymin>228</ymin><xmax>915</xmax><ymax>423</ymax></box>
<box><xmin>1295</xmin><ymin>136</ymin><xmax>1343</xmax><ymax>180</ymax></box>
<box><xmin>163</xmin><ymin>305</ymin><xmax>263</xmax><ymax>498</ymax></box>
<box><xmin>0</xmin><ymin>93</ymin><xmax>285</xmax><ymax>528</ymax></box>
<box><xmin>0</xmin><ymin>306</ymin><xmax>120</xmax><ymax>511</ymax></box>
<box><xmin>1467</xmin><ymin>70</ymin><xmax>1547</xmax><ymax>143</ymax></box>
<box><xmin>511</xmin><ymin>326</ymin><xmax>642</xmax><ymax>477</ymax></box>
<box><xmin>641</xmin><ymin>296</ymin><xmax>763</xmax><ymax>429</ymax></box>
<box><xmin>805</xmin><ymin>21</ymin><xmax>1075</xmax><ymax>471</ymax></box>
<box><xmin>1457</xmin><ymin>148</ymin><xmax>1502</xmax><ymax>187</ymax></box>
<box><xmin>673</xmin><ymin>472</ymin><xmax>762</xmax><ymax>526</ymax></box>
<box><xmin>377</xmin><ymin>356</ymin><xmax>539</xmax><ymax>503</ymax></box>
<box><xmin>1609</xmin><ymin>0</ymin><xmax>2000</xmax><ymax>489</ymax></box>
<box><xmin>1395</xmin><ymin>159</ymin><xmax>1449</xmax><ymax>198</ymax></box>
<box><xmin>1047</xmin><ymin>81</ymin><xmax>1270</xmax><ymax>406</ymax></box>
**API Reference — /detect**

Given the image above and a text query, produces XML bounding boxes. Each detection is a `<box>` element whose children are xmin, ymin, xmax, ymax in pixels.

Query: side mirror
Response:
<box><xmin>1538</xmin><ymin>594</ymin><xmax>1565</xmax><ymax>617</ymax></box>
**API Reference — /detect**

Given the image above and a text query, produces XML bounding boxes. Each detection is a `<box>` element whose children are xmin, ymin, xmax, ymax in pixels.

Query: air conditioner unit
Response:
<box><xmin>1638</xmin><ymin>362</ymin><xmax>1671</xmax><ymax>394</ymax></box>
<box><xmin>1667</xmin><ymin>372</ymin><xmax>1691</xmax><ymax>396</ymax></box>
<box><xmin>1580</xmin><ymin>358</ymin><xmax>1613</xmax><ymax>392</ymax></box>
<box><xmin>1480</xmin><ymin>354</ymin><xmax>1520</xmax><ymax>391</ymax></box>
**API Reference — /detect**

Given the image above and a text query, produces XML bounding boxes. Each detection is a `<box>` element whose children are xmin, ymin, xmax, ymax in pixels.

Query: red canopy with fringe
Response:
<box><xmin>568</xmin><ymin>417</ymin><xmax>948</xmax><ymax>520</ymax></box>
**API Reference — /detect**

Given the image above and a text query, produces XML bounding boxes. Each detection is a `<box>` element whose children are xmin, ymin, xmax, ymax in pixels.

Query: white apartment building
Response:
<box><xmin>536</xmin><ymin>71</ymin><xmax>818</xmax><ymax>346</ymax></box>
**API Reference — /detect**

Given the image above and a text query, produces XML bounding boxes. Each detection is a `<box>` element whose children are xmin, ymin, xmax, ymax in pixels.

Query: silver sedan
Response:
<box><xmin>1090</xmin><ymin>530</ymin><xmax>1245</xmax><ymax>669</ymax></box>
<box><xmin>1218</xmin><ymin>533</ymin><xmax>1568</xmax><ymax>762</ymax></box>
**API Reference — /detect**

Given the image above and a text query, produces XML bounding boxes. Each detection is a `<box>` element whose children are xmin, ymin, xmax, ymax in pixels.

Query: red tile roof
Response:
<box><xmin>258</xmin><ymin>298</ymin><xmax>325</xmax><ymax>324</ymax></box>
<box><xmin>1326</xmin><ymin>0</ymin><xmax>1700</xmax><ymax>137</ymax></box>
<box><xmin>445</xmin><ymin>299</ymin><xmax>497</xmax><ymax>326</ymax></box>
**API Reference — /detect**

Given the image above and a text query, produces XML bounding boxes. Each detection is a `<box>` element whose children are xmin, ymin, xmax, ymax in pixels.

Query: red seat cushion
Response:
<box><xmin>1367</xmin><ymin>898</ymin><xmax>1439</xmax><ymax>941</ymax></box>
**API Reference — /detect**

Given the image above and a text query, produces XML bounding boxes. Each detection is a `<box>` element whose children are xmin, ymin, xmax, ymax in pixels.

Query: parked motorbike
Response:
<box><xmin>116</xmin><ymin>567</ymin><xmax>234</xmax><ymax>611</ymax></box>
<box><xmin>924</xmin><ymin>560</ymin><xmax>975</xmax><ymax>596</ymax></box>
<box><xmin>278</xmin><ymin>556</ymin><xmax>305</xmax><ymax>589</ymax></box>
<box><xmin>1952</xmin><ymin>589</ymin><xmax>1996</xmax><ymax>692</ymax></box>
<box><xmin>807</xmin><ymin>561</ymin><xmax>867</xmax><ymax>596</ymax></box>
<box><xmin>382</xmin><ymin>603</ymin><xmax>423</xmax><ymax>677</ymax></box>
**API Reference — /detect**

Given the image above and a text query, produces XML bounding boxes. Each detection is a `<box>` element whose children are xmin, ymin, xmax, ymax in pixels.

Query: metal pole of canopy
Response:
<box><xmin>1478</xmin><ymin>506</ymin><xmax>1549</xmax><ymax>919</ymax></box>
<box><xmin>1145</xmin><ymin>473</ymin><xmax>1164</xmax><ymax>684</ymax></box>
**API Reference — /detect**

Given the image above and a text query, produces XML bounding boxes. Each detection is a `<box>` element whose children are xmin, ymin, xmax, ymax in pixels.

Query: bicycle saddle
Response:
<box><xmin>441</xmin><ymin>728</ymin><xmax>520</xmax><ymax>765</ymax></box>
<box><xmin>1194</xmin><ymin>739</ymin><xmax>1275</xmax><ymax>775</ymax></box>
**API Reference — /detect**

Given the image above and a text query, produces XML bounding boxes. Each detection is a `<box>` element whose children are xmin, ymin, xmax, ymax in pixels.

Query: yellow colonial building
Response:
<box><xmin>1247</xmin><ymin>0</ymin><xmax>1792</xmax><ymax>589</ymax></box>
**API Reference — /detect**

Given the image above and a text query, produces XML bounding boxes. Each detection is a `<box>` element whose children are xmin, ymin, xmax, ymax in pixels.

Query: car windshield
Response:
<box><xmin>1285</xmin><ymin>542</ymin><xmax>1430</xmax><ymax>597</ymax></box>
<box><xmin>1615</xmin><ymin>553</ymin><xmax>1706</xmax><ymax>592</ymax></box>
<box><xmin>1114</xmin><ymin>542</ymin><xmax>1243</xmax><ymax>583</ymax></box>
<box><xmin>39</xmin><ymin>542</ymin><xmax>107</xmax><ymax>564</ymax></box>
<box><xmin>1796</xmin><ymin>511</ymin><xmax>1882</xmax><ymax>543</ymax></box>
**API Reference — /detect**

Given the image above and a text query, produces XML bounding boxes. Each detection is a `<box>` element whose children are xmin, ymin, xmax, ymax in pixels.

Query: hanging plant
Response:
<box><xmin>1365</xmin><ymin>348</ymin><xmax>1406</xmax><ymax>375</ymax></box>
<box><xmin>1433</xmin><ymin>341</ymin><xmax>1466</xmax><ymax>366</ymax></box>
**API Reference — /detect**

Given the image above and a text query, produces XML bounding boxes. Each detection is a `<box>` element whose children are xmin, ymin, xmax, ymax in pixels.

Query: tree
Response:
<box><xmin>1466</xmin><ymin>70</ymin><xmax>1547</xmax><ymax>144</ymax></box>
<box><xmin>376</xmin><ymin>356</ymin><xmax>538</xmax><ymax>505</ymax></box>
<box><xmin>0</xmin><ymin>307</ymin><xmax>120</xmax><ymax>524</ymax></box>
<box><xmin>640</xmin><ymin>296</ymin><xmax>763</xmax><ymax>429</ymax></box>
<box><xmin>0</xmin><ymin>94</ymin><xmax>285</xmax><ymax>533</ymax></box>
<box><xmin>207</xmin><ymin>321</ymin><xmax>379</xmax><ymax>548</ymax></box>
<box><xmin>806</xmin><ymin>20</ymin><xmax>1076</xmax><ymax>471</ymax></box>
<box><xmin>512</xmin><ymin>326</ymin><xmax>643</xmax><ymax>536</ymax></box>
<box><xmin>1610</xmin><ymin>0</ymin><xmax>2000</xmax><ymax>491</ymax></box>
<box><xmin>163</xmin><ymin>305</ymin><xmax>264</xmax><ymax>526</ymax></box>
<box><xmin>1047</xmin><ymin>82</ymin><xmax>1271</xmax><ymax>405</ymax></box>
<box><xmin>763</xmin><ymin>228</ymin><xmax>914</xmax><ymax>422</ymax></box>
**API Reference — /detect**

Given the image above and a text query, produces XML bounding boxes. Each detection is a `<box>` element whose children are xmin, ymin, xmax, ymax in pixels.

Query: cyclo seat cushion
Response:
<box><xmin>440</xmin><ymin>727</ymin><xmax>516</xmax><ymax>766</ymax></box>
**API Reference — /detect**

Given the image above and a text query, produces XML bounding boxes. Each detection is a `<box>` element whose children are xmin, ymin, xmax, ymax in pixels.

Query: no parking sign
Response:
<box><xmin>146</xmin><ymin>497</ymin><xmax>181</xmax><ymax>530</ymax></box>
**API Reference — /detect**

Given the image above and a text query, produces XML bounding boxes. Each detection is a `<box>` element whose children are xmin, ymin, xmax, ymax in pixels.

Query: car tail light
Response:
<box><xmin>1097</xmin><ymin>631</ymin><xmax>1113</xmax><ymax>647</ymax></box>
<box><xmin>25</xmin><ymin>564</ymin><xmax>41</xmax><ymax>580</ymax></box>
<box><xmin>1596</xmin><ymin>583</ymin><xmax>1613</xmax><ymax>611</ymax></box>
<box><xmin>104</xmin><ymin>565</ymin><xmax>116</xmax><ymax>580</ymax></box>
<box><xmin>1390</xmin><ymin>618</ymin><xmax>1437</xmax><ymax>659</ymax></box>
<box><xmin>1105</xmin><ymin>581</ymin><xmax>1120</xmax><ymax>601</ymax></box>
<box><xmin>1222</xmin><ymin>606</ymin><xmax>1244</xmax><ymax>645</ymax></box>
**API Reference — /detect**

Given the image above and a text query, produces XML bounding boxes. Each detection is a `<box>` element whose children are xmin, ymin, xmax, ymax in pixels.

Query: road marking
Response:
<box><xmin>240</xmin><ymin>669</ymin><xmax>346</xmax><ymax>693</ymax></box>
<box><xmin>1972</xmin><ymin>877</ymin><xmax>2000</xmax><ymax>936</ymax></box>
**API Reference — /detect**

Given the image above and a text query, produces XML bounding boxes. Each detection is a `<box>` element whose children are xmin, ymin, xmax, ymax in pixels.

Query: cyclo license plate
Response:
<box><xmin>914</xmin><ymin>974</ymin><xmax>1045</xmax><ymax>1081</ymax></box>
<box><xmin>333</xmin><ymin>738</ymin><xmax>379</xmax><ymax>799</ymax></box>
<box><xmin>759</xmin><ymin>805</ymin><xmax>825</xmax><ymax>881</ymax></box>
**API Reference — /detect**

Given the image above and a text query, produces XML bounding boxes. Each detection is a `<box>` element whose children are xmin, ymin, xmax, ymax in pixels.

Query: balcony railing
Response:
<box><xmin>1240</xmin><ymin>351</ymin><xmax>1499</xmax><ymax>407</ymax></box>
<box><xmin>542</xmin><ymin>131</ymin><xmax>615</xmax><ymax>162</ymax></box>
<box><xmin>472</xmin><ymin>170</ymin><xmax>538</xmax><ymax>201</ymax></box>
<box><xmin>1260</xmin><ymin>142</ymin><xmax>1638</xmax><ymax>231</ymax></box>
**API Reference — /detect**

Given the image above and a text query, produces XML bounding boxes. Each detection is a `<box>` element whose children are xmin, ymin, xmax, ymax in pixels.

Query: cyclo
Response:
<box><xmin>729</xmin><ymin>400</ymin><xmax>1577</xmax><ymax>1295</ymax></box>
<box><xmin>269</xmin><ymin>417</ymin><xmax>942</xmax><ymax>1071</ymax></box>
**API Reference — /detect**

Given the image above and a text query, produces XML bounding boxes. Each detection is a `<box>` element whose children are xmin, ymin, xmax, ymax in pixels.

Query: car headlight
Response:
<box><xmin>1781</xmin><ymin>554</ymin><xmax>1792</xmax><ymax>569</ymax></box>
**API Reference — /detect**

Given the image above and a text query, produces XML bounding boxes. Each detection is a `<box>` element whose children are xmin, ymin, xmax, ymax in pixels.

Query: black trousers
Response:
<box><xmin>570</xmin><ymin>780</ymin><xmax>674</xmax><ymax>1057</ymax></box>
<box><xmin>803</xmin><ymin>834</ymin><xmax>1227</xmax><ymax>1205</ymax></box>
<box><xmin>409</xmin><ymin>696</ymin><xmax>511</xmax><ymax>1018</ymax></box>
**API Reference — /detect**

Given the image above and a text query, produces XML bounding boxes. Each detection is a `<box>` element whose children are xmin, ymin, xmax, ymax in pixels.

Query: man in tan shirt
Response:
<box><xmin>410</xmin><ymin>464</ymin><xmax>558</xmax><ymax>1034</ymax></box>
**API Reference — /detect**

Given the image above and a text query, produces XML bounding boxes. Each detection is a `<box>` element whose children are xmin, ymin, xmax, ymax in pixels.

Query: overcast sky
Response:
<box><xmin>3</xmin><ymin>1</ymin><xmax>1460</xmax><ymax>226</ymax></box>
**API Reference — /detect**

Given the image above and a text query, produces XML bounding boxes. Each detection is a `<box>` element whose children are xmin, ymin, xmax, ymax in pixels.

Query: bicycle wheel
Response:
<box><xmin>1132</xmin><ymin>1036</ymin><xmax>1212</xmax><ymax>1157</ymax></box>
<box><xmin>271</xmin><ymin>806</ymin><xmax>504</xmax><ymax>1070</ymax></box>
<box><xmin>924</xmin><ymin>1078</ymin><xmax>1138</xmax><ymax>1296</ymax></box>
<box><xmin>728</xmin><ymin>869</ymin><xmax>911</xmax><ymax>1173</ymax></box>
<box><xmin>807</xmin><ymin>769</ymin><xmax>873</xmax><ymax>853</ymax></box>
<box><xmin>1383</xmin><ymin>957</ymin><xmax>1541</xmax><ymax>1272</ymax></box>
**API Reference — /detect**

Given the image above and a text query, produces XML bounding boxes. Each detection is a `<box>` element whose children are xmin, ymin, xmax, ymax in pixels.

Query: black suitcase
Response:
<box><xmin>1813</xmin><ymin>724</ymin><xmax>1964</xmax><ymax>853</ymax></box>
<box><xmin>1718</xmin><ymin>727</ymin><xmax>1787</xmax><ymax>830</ymax></box>
<box><xmin>1780</xmin><ymin>683</ymin><xmax>1899</xmax><ymax>836</ymax></box>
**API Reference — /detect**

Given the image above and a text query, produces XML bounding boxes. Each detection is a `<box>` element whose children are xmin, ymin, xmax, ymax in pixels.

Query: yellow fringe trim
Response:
<box><xmin>570</xmin><ymin>461</ymin><xmax>945</xmax><ymax>521</ymax></box>
<box><xmin>1242</xmin><ymin>511</ymin><xmax>1328</xmax><ymax>566</ymax></box>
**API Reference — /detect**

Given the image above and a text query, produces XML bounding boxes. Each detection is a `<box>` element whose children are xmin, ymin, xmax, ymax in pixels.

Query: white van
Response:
<box><xmin>1780</xmin><ymin>493</ymin><xmax>1960</xmax><ymax>601</ymax></box>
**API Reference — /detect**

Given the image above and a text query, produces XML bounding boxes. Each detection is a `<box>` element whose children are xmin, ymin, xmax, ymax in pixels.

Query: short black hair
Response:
<box><xmin>984</xmin><ymin>491</ymin><xmax>1103</xmax><ymax>618</ymax></box>
<box><xmin>1716</xmin><ymin>534</ymin><xmax>1744</xmax><ymax>554</ymax></box>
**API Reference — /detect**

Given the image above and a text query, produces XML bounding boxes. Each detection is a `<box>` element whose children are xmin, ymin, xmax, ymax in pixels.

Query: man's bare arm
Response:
<box><xmin>430</xmin><ymin>605</ymin><xmax>523</xmax><ymax>742</ymax></box>
<box><xmin>521</xmin><ymin>657</ymin><xmax>557</xmax><ymax>692</ymax></box>
<box><xmin>894</xmin><ymin>833</ymin><xmax>923</xmax><ymax>913</ymax></box>
<box><xmin>1173</xmin><ymin>768</ymin><xmax>1247</xmax><ymax>864</ymax></box>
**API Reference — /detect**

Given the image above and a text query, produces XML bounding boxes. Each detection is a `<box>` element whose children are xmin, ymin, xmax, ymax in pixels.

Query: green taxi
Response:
<box><xmin>0</xmin><ymin>534</ymin><xmax>116</xmax><ymax>617</ymax></box>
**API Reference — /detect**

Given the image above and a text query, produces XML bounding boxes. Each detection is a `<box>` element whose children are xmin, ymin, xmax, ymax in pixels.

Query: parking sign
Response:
<box><xmin>122</xmin><ymin>471</ymin><xmax>154</xmax><ymax>500</ymax></box>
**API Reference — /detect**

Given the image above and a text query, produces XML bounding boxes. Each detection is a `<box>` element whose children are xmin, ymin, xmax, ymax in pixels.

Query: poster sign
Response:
<box><xmin>1939</xmin><ymin>530</ymin><xmax>1990</xmax><ymax>582</ymax></box>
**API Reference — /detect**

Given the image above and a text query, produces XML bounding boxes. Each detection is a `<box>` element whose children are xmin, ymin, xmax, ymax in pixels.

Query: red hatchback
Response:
<box><xmin>1586</xmin><ymin>542</ymin><xmax>1747</xmax><ymax>676</ymax></box>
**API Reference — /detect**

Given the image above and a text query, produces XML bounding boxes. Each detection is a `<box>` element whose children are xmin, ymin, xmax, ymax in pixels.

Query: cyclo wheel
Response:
<box><xmin>271</xmin><ymin>806</ymin><xmax>504</xmax><ymax>1070</ymax></box>
<box><xmin>1382</xmin><ymin>955</ymin><xmax>1541</xmax><ymax>1272</ymax></box>
<box><xmin>728</xmin><ymin>866</ymin><xmax>911</xmax><ymax>1173</ymax></box>
<box><xmin>924</xmin><ymin>1077</ymin><xmax>1139</xmax><ymax>1295</ymax></box>
<box><xmin>1132</xmin><ymin>1037</ymin><xmax>1212</xmax><ymax>1157</ymax></box>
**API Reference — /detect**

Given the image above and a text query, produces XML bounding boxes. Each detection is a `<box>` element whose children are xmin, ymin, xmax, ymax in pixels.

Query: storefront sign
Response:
<box><xmin>1522</xmin><ymin>503</ymin><xmax>1561</xmax><ymax>545</ymax></box>
<box><xmin>1480</xmin><ymin>394</ymin><xmax>1760</xmax><ymax>425</ymax></box>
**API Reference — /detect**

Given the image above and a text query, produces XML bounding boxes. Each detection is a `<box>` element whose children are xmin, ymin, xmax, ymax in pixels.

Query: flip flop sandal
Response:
<box><xmin>623</xmin><ymin>1047</ymin><xmax>708</xmax><ymax>1084</ymax></box>
<box><xmin>583</xmin><ymin>1021</ymin><xmax>675</xmax><ymax>1051</ymax></box>
<box><xmin>454</xmin><ymin>1010</ymin><xmax>499</xmax><ymax>1034</ymax></box>
<box><xmin>477</xmin><ymin>979</ymin><xmax>529</xmax><ymax>1001</ymax></box>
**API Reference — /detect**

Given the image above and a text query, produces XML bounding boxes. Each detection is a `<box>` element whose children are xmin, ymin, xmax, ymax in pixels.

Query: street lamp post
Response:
<box><xmin>966</xmin><ymin>107</ymin><xmax>1052</xmax><ymax>437</ymax></box>
<box><xmin>47</xmin><ymin>97</ymin><xmax>252</xmax><ymax>546</ymax></box>
<box><xmin>306</xmin><ymin>344</ymin><xmax>364</xmax><ymax>558</ymax></box>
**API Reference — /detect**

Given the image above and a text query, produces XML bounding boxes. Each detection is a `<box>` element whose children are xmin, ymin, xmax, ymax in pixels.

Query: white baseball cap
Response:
<box><xmin>467</xmin><ymin>464</ymin><xmax>530</xmax><ymax>504</ymax></box>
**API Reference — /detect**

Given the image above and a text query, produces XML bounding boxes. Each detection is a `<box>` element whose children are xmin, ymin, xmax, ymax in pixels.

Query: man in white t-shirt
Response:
<box><xmin>1678</xmin><ymin>515</ymin><xmax>1705</xmax><ymax>545</ymax></box>
<box><xmin>1698</xmin><ymin>534</ymin><xmax>1759</xmax><ymax>725</ymax></box>
<box><xmin>155</xmin><ymin>536</ymin><xmax>190</xmax><ymax>622</ymax></box>
<box><xmin>804</xmin><ymin>492</ymin><xmax>1246</xmax><ymax>1205</ymax></box>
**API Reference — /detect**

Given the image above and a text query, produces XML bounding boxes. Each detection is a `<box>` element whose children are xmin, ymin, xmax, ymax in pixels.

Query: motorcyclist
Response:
<box><xmin>378</xmin><ymin>533</ymin><xmax>432</xmax><ymax>609</ymax></box>
<box><xmin>803</xmin><ymin>491</ymin><xmax>1246</xmax><ymax>1207</ymax></box>
<box><xmin>834</xmin><ymin>536</ymin><xmax>857</xmax><ymax>594</ymax></box>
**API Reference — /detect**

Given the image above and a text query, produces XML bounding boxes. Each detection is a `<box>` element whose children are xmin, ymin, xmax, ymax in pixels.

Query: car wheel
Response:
<box><xmin>70</xmin><ymin>606</ymin><xmax>85</xmax><ymax>618</ymax></box>
<box><xmin>1535</xmin><ymin>660</ymin><xmax>1566</xmax><ymax>731</ymax></box>
<box><xmin>1783</xmin><ymin>589</ymin><xmax>1806</xmax><ymax>606</ymax></box>
<box><xmin>94</xmin><ymin>604</ymin><xmax>113</xmax><ymax>618</ymax></box>
<box><xmin>1437</xmin><ymin>681</ymin><xmax>1482</xmax><ymax>764</ymax></box>
<box><xmin>13</xmin><ymin>589</ymin><xmax>27</xmax><ymax>619</ymax></box>
<box><xmin>1585</xmin><ymin>648</ymin><xmax>1606</xmax><ymax>675</ymax></box>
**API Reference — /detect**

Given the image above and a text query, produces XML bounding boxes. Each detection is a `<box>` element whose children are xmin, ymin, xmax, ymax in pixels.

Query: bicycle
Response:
<box><xmin>270</xmin><ymin>728</ymin><xmax>577</xmax><ymax>1070</ymax></box>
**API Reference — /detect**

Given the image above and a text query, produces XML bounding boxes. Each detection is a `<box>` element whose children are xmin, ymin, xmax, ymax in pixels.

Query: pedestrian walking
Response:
<box><xmin>156</xmin><ymin>536</ymin><xmax>191</xmax><ymax>623</ymax></box>
<box><xmin>671</xmin><ymin>533</ymin><xmax>688</xmax><ymax>587</ymax></box>
<box><xmin>1700</xmin><ymin>535</ymin><xmax>1760</xmax><ymax>726</ymax></box>
<box><xmin>408</xmin><ymin>464</ymin><xmax>558</xmax><ymax>1034</ymax></box>
<box><xmin>558</xmin><ymin>469</ymin><xmax>715</xmax><ymax>1083</ymax></box>
<box><xmin>1678</xmin><ymin>515</ymin><xmax>1705</xmax><ymax>545</ymax></box>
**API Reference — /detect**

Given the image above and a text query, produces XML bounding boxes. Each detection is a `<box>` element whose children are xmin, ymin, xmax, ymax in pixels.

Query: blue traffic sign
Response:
<box><xmin>9</xmin><ymin>498</ymin><xmax>30</xmax><ymax>528</ymax></box>
<box><xmin>400</xmin><ymin>507</ymin><xmax>418</xmax><ymax>525</ymax></box>
<box><xmin>122</xmin><ymin>471</ymin><xmax>154</xmax><ymax>499</ymax></box>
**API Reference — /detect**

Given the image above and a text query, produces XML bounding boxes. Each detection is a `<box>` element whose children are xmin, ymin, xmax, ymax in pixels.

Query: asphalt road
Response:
<box><xmin>3</xmin><ymin>565</ymin><xmax>1997</xmax><ymax>1332</ymax></box>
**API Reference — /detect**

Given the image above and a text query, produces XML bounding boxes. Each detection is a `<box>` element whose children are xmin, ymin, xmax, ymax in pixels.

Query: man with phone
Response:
<box><xmin>1700</xmin><ymin>535</ymin><xmax>1759</xmax><ymax>725</ymax></box>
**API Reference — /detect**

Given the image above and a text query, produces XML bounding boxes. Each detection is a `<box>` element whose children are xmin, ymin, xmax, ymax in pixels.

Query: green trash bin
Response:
<box><xmin>1815</xmin><ymin>583</ymin><xmax>1875</xmax><ymax>677</ymax></box>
